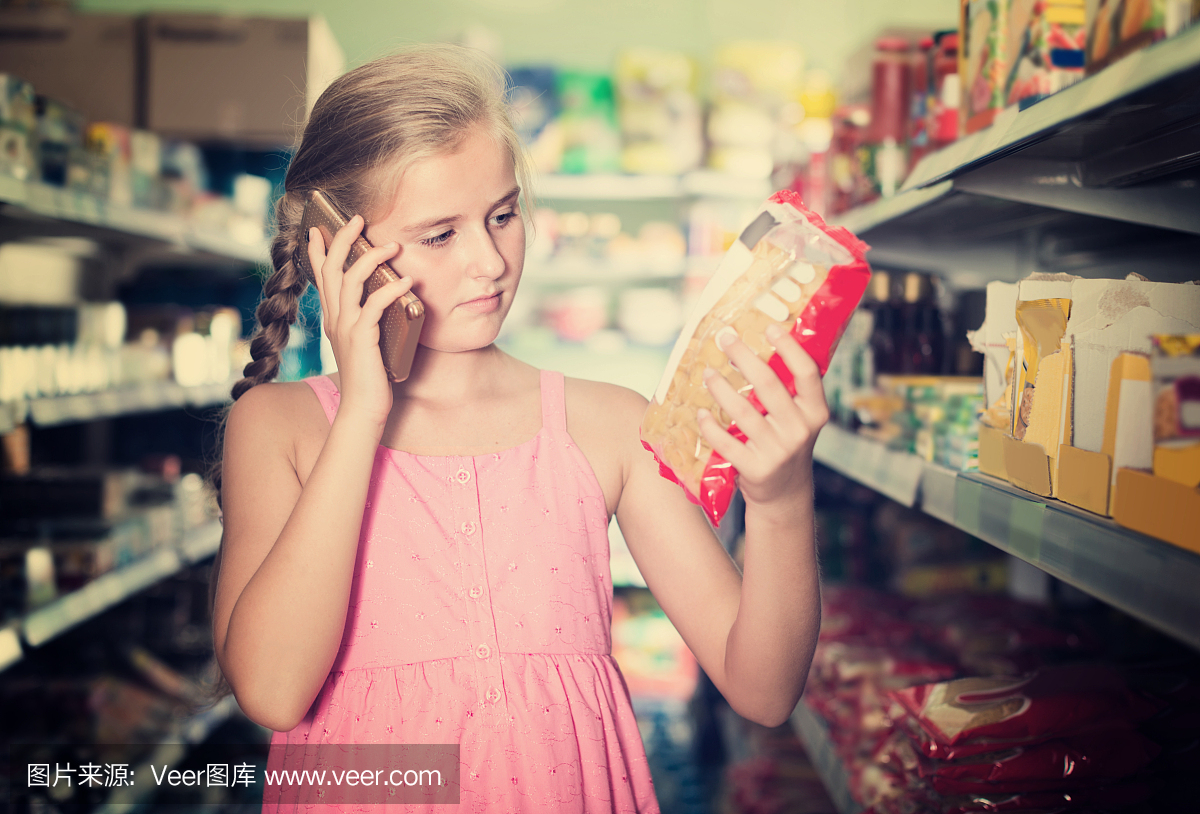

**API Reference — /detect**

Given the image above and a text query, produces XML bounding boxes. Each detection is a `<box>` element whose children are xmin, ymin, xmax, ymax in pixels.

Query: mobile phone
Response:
<box><xmin>297</xmin><ymin>190</ymin><xmax>425</xmax><ymax>383</ymax></box>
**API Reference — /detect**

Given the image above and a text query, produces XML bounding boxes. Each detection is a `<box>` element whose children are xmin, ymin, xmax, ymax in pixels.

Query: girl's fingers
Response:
<box><xmin>340</xmin><ymin>240</ymin><xmax>401</xmax><ymax>322</ymax></box>
<box><xmin>306</xmin><ymin>228</ymin><xmax>333</xmax><ymax>333</ymax></box>
<box><xmin>697</xmin><ymin>407</ymin><xmax>752</xmax><ymax>471</ymax></box>
<box><xmin>721</xmin><ymin>331</ymin><xmax>804</xmax><ymax>424</ymax></box>
<box><xmin>768</xmin><ymin>328</ymin><xmax>830</xmax><ymax>427</ymax></box>
<box><xmin>703</xmin><ymin>365</ymin><xmax>773</xmax><ymax>443</ymax></box>
<box><xmin>356</xmin><ymin>277</ymin><xmax>415</xmax><ymax>334</ymax></box>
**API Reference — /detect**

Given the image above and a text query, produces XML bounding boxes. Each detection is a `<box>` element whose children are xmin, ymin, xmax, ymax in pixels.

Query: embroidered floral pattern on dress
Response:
<box><xmin>263</xmin><ymin>370</ymin><xmax>658</xmax><ymax>814</ymax></box>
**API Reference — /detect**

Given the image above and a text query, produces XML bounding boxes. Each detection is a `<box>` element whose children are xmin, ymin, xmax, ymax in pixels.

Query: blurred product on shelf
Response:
<box><xmin>855</xmin><ymin>375</ymin><xmax>985</xmax><ymax>471</ymax></box>
<box><xmin>1151</xmin><ymin>334</ymin><xmax>1200</xmax><ymax>487</ymax></box>
<box><xmin>707</xmin><ymin>41</ymin><xmax>805</xmax><ymax>180</ymax></box>
<box><xmin>615</xmin><ymin>48</ymin><xmax>703</xmax><ymax>176</ymax></box>
<box><xmin>928</xmin><ymin>31</ymin><xmax>962</xmax><ymax>152</ymax></box>
<box><xmin>803</xmin><ymin>583</ymin><xmax>1199</xmax><ymax>814</ymax></box>
<box><xmin>829</xmin><ymin>103</ymin><xmax>874</xmax><ymax>213</ymax></box>
<box><xmin>873</xmin><ymin>501</ymin><xmax>1006</xmax><ymax>597</ymax></box>
<box><xmin>612</xmin><ymin>590</ymin><xmax>698</xmax><ymax>701</ymax></box>
<box><xmin>865</xmin><ymin>36</ymin><xmax>912</xmax><ymax>198</ymax></box>
<box><xmin>0</xmin><ymin>74</ymin><xmax>37</xmax><ymax>183</ymax></box>
<box><xmin>1086</xmin><ymin>0</ymin><xmax>1199</xmax><ymax>72</ymax></box>
<box><xmin>556</xmin><ymin>70</ymin><xmax>621</xmax><ymax>174</ymax></box>
<box><xmin>35</xmin><ymin>95</ymin><xmax>88</xmax><ymax>190</ymax></box>
<box><xmin>641</xmin><ymin>190</ymin><xmax>871</xmax><ymax>525</ymax></box>
<box><xmin>959</xmin><ymin>0</ymin><xmax>1010</xmax><ymax>135</ymax></box>
<box><xmin>719</xmin><ymin>715</ymin><xmax>838</xmax><ymax>814</ymax></box>
<box><xmin>1006</xmin><ymin>0</ymin><xmax>1087</xmax><ymax>108</ymax></box>
<box><xmin>907</xmin><ymin>36</ymin><xmax>936</xmax><ymax>171</ymax></box>
<box><xmin>507</xmin><ymin>65</ymin><xmax>561</xmax><ymax>174</ymax></box>
<box><xmin>0</xmin><ymin>301</ymin><xmax>244</xmax><ymax>403</ymax></box>
<box><xmin>0</xmin><ymin>467</ymin><xmax>216</xmax><ymax>618</ymax></box>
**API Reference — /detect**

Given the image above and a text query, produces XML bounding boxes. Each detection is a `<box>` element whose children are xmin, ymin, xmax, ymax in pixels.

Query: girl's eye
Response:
<box><xmin>491</xmin><ymin>211</ymin><xmax>517</xmax><ymax>228</ymax></box>
<box><xmin>420</xmin><ymin>230</ymin><xmax>454</xmax><ymax>247</ymax></box>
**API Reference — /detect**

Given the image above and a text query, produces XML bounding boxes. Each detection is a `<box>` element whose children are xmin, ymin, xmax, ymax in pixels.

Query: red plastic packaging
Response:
<box><xmin>641</xmin><ymin>190</ymin><xmax>871</xmax><ymax>525</ymax></box>
<box><xmin>889</xmin><ymin>664</ymin><xmax>1164</xmax><ymax>752</ymax></box>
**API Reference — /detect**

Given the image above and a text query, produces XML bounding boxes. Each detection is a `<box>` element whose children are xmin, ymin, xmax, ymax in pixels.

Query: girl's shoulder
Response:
<box><xmin>562</xmin><ymin>376</ymin><xmax>648</xmax><ymax>510</ymax></box>
<box><xmin>224</xmin><ymin>378</ymin><xmax>330</xmax><ymax>462</ymax></box>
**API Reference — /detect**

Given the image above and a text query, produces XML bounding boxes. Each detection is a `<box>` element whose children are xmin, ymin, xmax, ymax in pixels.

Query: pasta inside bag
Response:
<box><xmin>641</xmin><ymin>190</ymin><xmax>871</xmax><ymax>524</ymax></box>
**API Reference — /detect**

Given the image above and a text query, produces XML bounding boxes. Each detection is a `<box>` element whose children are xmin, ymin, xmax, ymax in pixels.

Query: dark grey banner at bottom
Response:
<box><xmin>264</xmin><ymin>743</ymin><xmax>460</xmax><ymax>805</ymax></box>
<box><xmin>7</xmin><ymin>742</ymin><xmax>460</xmax><ymax>808</ymax></box>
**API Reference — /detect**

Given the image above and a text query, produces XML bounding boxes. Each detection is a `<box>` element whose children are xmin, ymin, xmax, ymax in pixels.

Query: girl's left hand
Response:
<box><xmin>697</xmin><ymin>324</ymin><xmax>829</xmax><ymax>510</ymax></box>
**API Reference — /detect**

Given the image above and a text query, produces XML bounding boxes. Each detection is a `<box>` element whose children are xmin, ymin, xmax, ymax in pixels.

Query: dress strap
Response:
<box><xmin>539</xmin><ymin>369</ymin><xmax>567</xmax><ymax>432</ymax></box>
<box><xmin>304</xmin><ymin>375</ymin><xmax>340</xmax><ymax>425</ymax></box>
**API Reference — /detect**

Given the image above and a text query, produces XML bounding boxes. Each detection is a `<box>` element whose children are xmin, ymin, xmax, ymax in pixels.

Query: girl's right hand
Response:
<box><xmin>307</xmin><ymin>215</ymin><xmax>414</xmax><ymax>430</ymax></box>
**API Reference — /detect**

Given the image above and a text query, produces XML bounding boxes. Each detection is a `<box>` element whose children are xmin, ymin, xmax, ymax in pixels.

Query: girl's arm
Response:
<box><xmin>613</xmin><ymin>325</ymin><xmax>824</xmax><ymax>727</ymax></box>
<box><xmin>213</xmin><ymin>386</ymin><xmax>385</xmax><ymax>731</ymax></box>
<box><xmin>213</xmin><ymin>218</ymin><xmax>412</xmax><ymax>731</ymax></box>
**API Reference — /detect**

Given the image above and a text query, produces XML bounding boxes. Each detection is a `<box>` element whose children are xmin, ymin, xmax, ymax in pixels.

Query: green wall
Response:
<box><xmin>79</xmin><ymin>0</ymin><xmax>956</xmax><ymax>79</ymax></box>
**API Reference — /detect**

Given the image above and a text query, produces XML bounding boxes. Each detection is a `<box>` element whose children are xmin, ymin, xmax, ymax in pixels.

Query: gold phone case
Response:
<box><xmin>297</xmin><ymin>191</ymin><xmax>425</xmax><ymax>383</ymax></box>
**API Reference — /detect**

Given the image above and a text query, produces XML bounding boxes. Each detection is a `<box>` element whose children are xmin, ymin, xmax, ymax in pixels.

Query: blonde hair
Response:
<box><xmin>203</xmin><ymin>45</ymin><xmax>531</xmax><ymax>700</ymax></box>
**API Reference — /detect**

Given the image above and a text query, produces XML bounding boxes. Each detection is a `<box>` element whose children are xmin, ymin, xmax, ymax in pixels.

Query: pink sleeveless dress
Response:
<box><xmin>263</xmin><ymin>370</ymin><xmax>659</xmax><ymax>813</ymax></box>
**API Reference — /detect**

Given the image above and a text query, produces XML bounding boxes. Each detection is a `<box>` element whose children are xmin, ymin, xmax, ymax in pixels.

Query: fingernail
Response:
<box><xmin>385</xmin><ymin>241</ymin><xmax>398</xmax><ymax>249</ymax></box>
<box><xmin>765</xmin><ymin>323</ymin><xmax>783</xmax><ymax>341</ymax></box>
<box><xmin>697</xmin><ymin>407</ymin><xmax>711</xmax><ymax>421</ymax></box>
<box><xmin>716</xmin><ymin>327</ymin><xmax>738</xmax><ymax>349</ymax></box>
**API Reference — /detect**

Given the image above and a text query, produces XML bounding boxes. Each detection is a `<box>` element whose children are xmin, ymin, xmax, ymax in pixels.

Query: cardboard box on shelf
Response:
<box><xmin>1056</xmin><ymin>443</ymin><xmax>1111</xmax><ymax>514</ymax></box>
<box><xmin>0</xmin><ymin>9</ymin><xmax>137</xmax><ymax>127</ymax></box>
<box><xmin>1112</xmin><ymin>468</ymin><xmax>1200</xmax><ymax>554</ymax></box>
<box><xmin>142</xmin><ymin>13</ymin><xmax>344</xmax><ymax>145</ymax></box>
<box><xmin>978</xmin><ymin>423</ymin><xmax>1009</xmax><ymax>479</ymax></box>
<box><xmin>1068</xmin><ymin>279</ymin><xmax>1200</xmax><ymax>455</ymax></box>
<box><xmin>1000</xmin><ymin>275</ymin><xmax>1074</xmax><ymax>498</ymax></box>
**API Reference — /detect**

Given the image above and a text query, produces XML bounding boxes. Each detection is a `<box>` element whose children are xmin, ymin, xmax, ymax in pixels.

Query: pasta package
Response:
<box><xmin>641</xmin><ymin>190</ymin><xmax>871</xmax><ymax>524</ymax></box>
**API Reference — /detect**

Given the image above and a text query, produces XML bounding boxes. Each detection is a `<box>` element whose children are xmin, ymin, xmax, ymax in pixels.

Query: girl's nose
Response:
<box><xmin>466</xmin><ymin>226</ymin><xmax>505</xmax><ymax>279</ymax></box>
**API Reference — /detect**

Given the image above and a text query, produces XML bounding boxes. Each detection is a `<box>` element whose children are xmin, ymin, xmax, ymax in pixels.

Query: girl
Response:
<box><xmin>212</xmin><ymin>44</ymin><xmax>824</xmax><ymax>813</ymax></box>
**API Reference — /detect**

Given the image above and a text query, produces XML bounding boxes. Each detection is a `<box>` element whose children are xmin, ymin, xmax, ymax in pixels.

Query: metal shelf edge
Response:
<box><xmin>790</xmin><ymin>701</ymin><xmax>863</xmax><ymax>814</ymax></box>
<box><xmin>815</xmin><ymin>427</ymin><xmax>1200</xmax><ymax>651</ymax></box>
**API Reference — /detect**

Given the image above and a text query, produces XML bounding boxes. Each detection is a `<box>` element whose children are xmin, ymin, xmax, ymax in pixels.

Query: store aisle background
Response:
<box><xmin>4</xmin><ymin>0</ymin><xmax>1200</xmax><ymax>812</ymax></box>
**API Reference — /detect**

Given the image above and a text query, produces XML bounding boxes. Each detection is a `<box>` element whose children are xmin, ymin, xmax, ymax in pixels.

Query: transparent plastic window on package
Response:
<box><xmin>641</xmin><ymin>190</ymin><xmax>872</xmax><ymax>525</ymax></box>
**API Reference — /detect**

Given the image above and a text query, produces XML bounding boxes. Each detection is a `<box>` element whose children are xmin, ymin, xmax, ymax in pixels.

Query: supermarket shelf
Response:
<box><xmin>832</xmin><ymin>181</ymin><xmax>954</xmax><ymax>236</ymax></box>
<box><xmin>813</xmin><ymin>425</ymin><xmax>1200</xmax><ymax>652</ymax></box>
<box><xmin>953</xmin><ymin>472</ymin><xmax>1200</xmax><ymax>652</ymax></box>
<box><xmin>813</xmin><ymin>424</ymin><xmax>925</xmax><ymax>508</ymax></box>
<box><xmin>0</xmin><ymin>175</ymin><xmax>268</xmax><ymax>263</ymax></box>
<box><xmin>829</xmin><ymin>25</ymin><xmax>1200</xmax><ymax>284</ymax></box>
<box><xmin>95</xmin><ymin>693</ymin><xmax>246</xmax><ymax>813</ymax></box>
<box><xmin>903</xmin><ymin>23</ymin><xmax>1200</xmax><ymax>193</ymax></box>
<box><xmin>790</xmin><ymin>701</ymin><xmax>862</xmax><ymax>814</ymax></box>
<box><xmin>18</xmin><ymin>521</ymin><xmax>223</xmax><ymax>650</ymax></box>
<box><xmin>12</xmin><ymin>378</ymin><xmax>235</xmax><ymax>428</ymax></box>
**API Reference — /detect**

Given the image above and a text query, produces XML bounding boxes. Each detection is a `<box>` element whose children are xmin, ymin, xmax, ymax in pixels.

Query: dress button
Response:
<box><xmin>469</xmin><ymin>586</ymin><xmax>483</xmax><ymax>599</ymax></box>
<box><xmin>461</xmin><ymin>521</ymin><xmax>477</xmax><ymax>536</ymax></box>
<box><xmin>485</xmin><ymin>687</ymin><xmax>501</xmax><ymax>704</ymax></box>
<box><xmin>455</xmin><ymin>468</ymin><xmax>472</xmax><ymax>484</ymax></box>
<box><xmin>475</xmin><ymin>644</ymin><xmax>491</xmax><ymax>660</ymax></box>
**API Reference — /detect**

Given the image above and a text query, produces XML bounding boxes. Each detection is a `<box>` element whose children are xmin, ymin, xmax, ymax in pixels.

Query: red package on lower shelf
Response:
<box><xmin>889</xmin><ymin>663</ymin><xmax>1163</xmax><ymax>751</ymax></box>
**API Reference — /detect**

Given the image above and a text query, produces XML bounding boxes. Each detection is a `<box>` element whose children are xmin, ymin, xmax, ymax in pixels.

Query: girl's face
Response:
<box><xmin>365</xmin><ymin>126</ymin><xmax>525</xmax><ymax>353</ymax></box>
